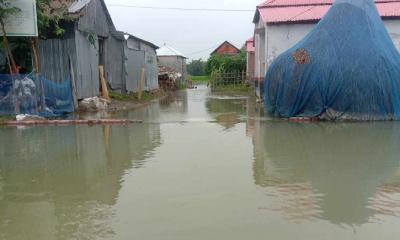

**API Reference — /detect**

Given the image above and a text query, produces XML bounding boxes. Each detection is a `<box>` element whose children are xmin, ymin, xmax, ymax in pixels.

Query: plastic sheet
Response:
<box><xmin>264</xmin><ymin>0</ymin><xmax>400</xmax><ymax>121</ymax></box>
<box><xmin>0</xmin><ymin>73</ymin><xmax>74</xmax><ymax>117</ymax></box>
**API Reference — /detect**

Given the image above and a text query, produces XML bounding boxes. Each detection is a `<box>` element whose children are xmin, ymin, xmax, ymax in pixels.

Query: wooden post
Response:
<box><xmin>99</xmin><ymin>65</ymin><xmax>110</xmax><ymax>100</ymax></box>
<box><xmin>138</xmin><ymin>66</ymin><xmax>145</xmax><ymax>100</ymax></box>
<box><xmin>31</xmin><ymin>38</ymin><xmax>41</xmax><ymax>72</ymax></box>
<box><xmin>30</xmin><ymin>38</ymin><xmax>43</xmax><ymax>111</ymax></box>
<box><xmin>69</xmin><ymin>55</ymin><xmax>78</xmax><ymax>109</ymax></box>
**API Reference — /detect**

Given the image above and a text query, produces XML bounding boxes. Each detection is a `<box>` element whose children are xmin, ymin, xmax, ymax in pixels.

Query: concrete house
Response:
<box><xmin>211</xmin><ymin>41</ymin><xmax>241</xmax><ymax>56</ymax></box>
<box><xmin>124</xmin><ymin>35</ymin><xmax>159</xmax><ymax>92</ymax></box>
<box><xmin>39</xmin><ymin>0</ymin><xmax>125</xmax><ymax>100</ymax></box>
<box><xmin>157</xmin><ymin>44</ymin><xmax>188</xmax><ymax>83</ymax></box>
<box><xmin>246</xmin><ymin>37</ymin><xmax>256</xmax><ymax>81</ymax></box>
<box><xmin>253</xmin><ymin>0</ymin><xmax>400</xmax><ymax>96</ymax></box>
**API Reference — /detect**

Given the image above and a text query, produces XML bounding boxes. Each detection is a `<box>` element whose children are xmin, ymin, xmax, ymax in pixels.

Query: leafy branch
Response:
<box><xmin>0</xmin><ymin>0</ymin><xmax>21</xmax><ymax>73</ymax></box>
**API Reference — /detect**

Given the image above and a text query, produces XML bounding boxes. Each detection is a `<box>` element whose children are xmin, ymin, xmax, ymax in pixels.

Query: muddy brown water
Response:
<box><xmin>0</xmin><ymin>86</ymin><xmax>400</xmax><ymax>240</ymax></box>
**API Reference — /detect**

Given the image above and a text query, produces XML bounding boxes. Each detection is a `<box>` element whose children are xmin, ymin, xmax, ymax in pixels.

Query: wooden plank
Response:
<box><xmin>99</xmin><ymin>65</ymin><xmax>110</xmax><ymax>100</ymax></box>
<box><xmin>138</xmin><ymin>66</ymin><xmax>145</xmax><ymax>100</ymax></box>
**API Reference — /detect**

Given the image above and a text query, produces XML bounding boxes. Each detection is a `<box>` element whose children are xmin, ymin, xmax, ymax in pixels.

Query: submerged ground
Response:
<box><xmin>0</xmin><ymin>86</ymin><xmax>399</xmax><ymax>240</ymax></box>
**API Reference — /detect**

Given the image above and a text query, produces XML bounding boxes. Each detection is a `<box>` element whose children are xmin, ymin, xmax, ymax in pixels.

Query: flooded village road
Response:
<box><xmin>1</xmin><ymin>86</ymin><xmax>400</xmax><ymax>240</ymax></box>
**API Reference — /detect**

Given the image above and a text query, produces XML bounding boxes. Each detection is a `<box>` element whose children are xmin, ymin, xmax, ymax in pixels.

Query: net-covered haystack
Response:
<box><xmin>264</xmin><ymin>0</ymin><xmax>400</xmax><ymax>121</ymax></box>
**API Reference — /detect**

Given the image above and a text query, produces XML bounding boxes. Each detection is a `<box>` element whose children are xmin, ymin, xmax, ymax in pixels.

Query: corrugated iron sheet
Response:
<box><xmin>69</xmin><ymin>0</ymin><xmax>91</xmax><ymax>13</ymax></box>
<box><xmin>74</xmin><ymin>30</ymin><xmax>99</xmax><ymax>99</ymax></box>
<box><xmin>259</xmin><ymin>1</ymin><xmax>400</xmax><ymax>24</ymax></box>
<box><xmin>39</xmin><ymin>38</ymin><xmax>76</xmax><ymax>85</ymax></box>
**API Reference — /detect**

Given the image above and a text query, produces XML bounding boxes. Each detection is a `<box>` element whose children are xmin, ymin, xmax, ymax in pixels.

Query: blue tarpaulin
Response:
<box><xmin>264</xmin><ymin>0</ymin><xmax>400</xmax><ymax>121</ymax></box>
<box><xmin>0</xmin><ymin>73</ymin><xmax>74</xmax><ymax>117</ymax></box>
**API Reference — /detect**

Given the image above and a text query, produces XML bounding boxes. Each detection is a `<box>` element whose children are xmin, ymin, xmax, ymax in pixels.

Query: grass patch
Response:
<box><xmin>211</xmin><ymin>84</ymin><xmax>253</xmax><ymax>94</ymax></box>
<box><xmin>0</xmin><ymin>115</ymin><xmax>15</xmax><ymax>122</ymax></box>
<box><xmin>109</xmin><ymin>91</ymin><xmax>154</xmax><ymax>102</ymax></box>
<box><xmin>190</xmin><ymin>75</ymin><xmax>209</xmax><ymax>84</ymax></box>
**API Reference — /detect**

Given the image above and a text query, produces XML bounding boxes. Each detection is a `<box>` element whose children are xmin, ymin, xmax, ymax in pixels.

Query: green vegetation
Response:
<box><xmin>110</xmin><ymin>91</ymin><xmax>155</xmax><ymax>102</ymax></box>
<box><xmin>187</xmin><ymin>59</ymin><xmax>206</xmax><ymax>76</ymax></box>
<box><xmin>211</xmin><ymin>84</ymin><xmax>252</xmax><ymax>94</ymax></box>
<box><xmin>190</xmin><ymin>75</ymin><xmax>209</xmax><ymax>84</ymax></box>
<box><xmin>205</xmin><ymin>49</ymin><xmax>247</xmax><ymax>75</ymax></box>
<box><xmin>0</xmin><ymin>115</ymin><xmax>15</xmax><ymax>122</ymax></box>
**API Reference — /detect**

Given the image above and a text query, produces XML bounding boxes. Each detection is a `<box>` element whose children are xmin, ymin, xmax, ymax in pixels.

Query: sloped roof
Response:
<box><xmin>157</xmin><ymin>44</ymin><xmax>187</xmax><ymax>58</ymax></box>
<box><xmin>211</xmin><ymin>41</ymin><xmax>241</xmax><ymax>55</ymax></box>
<box><xmin>254</xmin><ymin>0</ymin><xmax>400</xmax><ymax>24</ymax></box>
<box><xmin>126</xmin><ymin>34</ymin><xmax>159</xmax><ymax>49</ymax></box>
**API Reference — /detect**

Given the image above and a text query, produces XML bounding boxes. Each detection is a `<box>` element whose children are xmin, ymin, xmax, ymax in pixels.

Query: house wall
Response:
<box><xmin>77</xmin><ymin>0</ymin><xmax>111</xmax><ymax>38</ymax></box>
<box><xmin>74</xmin><ymin>30</ymin><xmax>100</xmax><ymax>99</ymax></box>
<box><xmin>39</xmin><ymin>37</ymin><xmax>77</xmax><ymax>85</ymax></box>
<box><xmin>385</xmin><ymin>20</ymin><xmax>400</xmax><ymax>52</ymax></box>
<box><xmin>39</xmin><ymin>31</ymin><xmax>99</xmax><ymax>100</ymax></box>
<box><xmin>254</xmin><ymin>18</ymin><xmax>266</xmax><ymax>81</ymax></box>
<box><xmin>246</xmin><ymin>51</ymin><xmax>255</xmax><ymax>79</ymax></box>
<box><xmin>105</xmin><ymin>35</ymin><xmax>125</xmax><ymax>91</ymax></box>
<box><xmin>158</xmin><ymin>56</ymin><xmax>187</xmax><ymax>82</ymax></box>
<box><xmin>77</xmin><ymin>0</ymin><xmax>126</xmax><ymax>93</ymax></box>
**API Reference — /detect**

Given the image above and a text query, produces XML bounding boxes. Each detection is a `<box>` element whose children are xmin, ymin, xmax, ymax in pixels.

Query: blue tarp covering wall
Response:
<box><xmin>264</xmin><ymin>0</ymin><xmax>400</xmax><ymax>121</ymax></box>
<box><xmin>0</xmin><ymin>73</ymin><xmax>74</xmax><ymax>117</ymax></box>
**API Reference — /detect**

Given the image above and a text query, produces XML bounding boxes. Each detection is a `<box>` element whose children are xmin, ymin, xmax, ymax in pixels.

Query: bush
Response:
<box><xmin>205</xmin><ymin>51</ymin><xmax>246</xmax><ymax>75</ymax></box>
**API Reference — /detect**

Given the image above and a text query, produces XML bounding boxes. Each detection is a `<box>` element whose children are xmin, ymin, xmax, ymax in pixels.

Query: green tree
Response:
<box><xmin>205</xmin><ymin>50</ymin><xmax>246</xmax><ymax>75</ymax></box>
<box><xmin>0</xmin><ymin>0</ymin><xmax>20</xmax><ymax>73</ymax></box>
<box><xmin>187</xmin><ymin>59</ymin><xmax>206</xmax><ymax>76</ymax></box>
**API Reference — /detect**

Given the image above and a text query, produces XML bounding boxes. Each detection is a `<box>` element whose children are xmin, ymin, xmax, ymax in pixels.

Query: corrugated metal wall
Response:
<box><xmin>125</xmin><ymin>38</ymin><xmax>159</xmax><ymax>92</ymax></box>
<box><xmin>145</xmin><ymin>51</ymin><xmax>159</xmax><ymax>91</ymax></box>
<box><xmin>125</xmin><ymin>48</ymin><xmax>144</xmax><ymax>93</ymax></box>
<box><xmin>105</xmin><ymin>35</ymin><xmax>125</xmax><ymax>91</ymax></box>
<box><xmin>75</xmin><ymin>30</ymin><xmax>100</xmax><ymax>99</ymax></box>
<box><xmin>39</xmin><ymin>38</ymin><xmax>76</xmax><ymax>84</ymax></box>
<box><xmin>77</xmin><ymin>0</ymin><xmax>110</xmax><ymax>38</ymax></box>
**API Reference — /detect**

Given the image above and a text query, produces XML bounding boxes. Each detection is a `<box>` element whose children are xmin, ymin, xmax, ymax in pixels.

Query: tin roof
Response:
<box><xmin>126</xmin><ymin>34</ymin><xmax>159</xmax><ymax>50</ymax></box>
<box><xmin>256</xmin><ymin>0</ymin><xmax>400</xmax><ymax>24</ymax></box>
<box><xmin>157</xmin><ymin>44</ymin><xmax>187</xmax><ymax>58</ymax></box>
<box><xmin>246</xmin><ymin>37</ymin><xmax>255</xmax><ymax>53</ymax></box>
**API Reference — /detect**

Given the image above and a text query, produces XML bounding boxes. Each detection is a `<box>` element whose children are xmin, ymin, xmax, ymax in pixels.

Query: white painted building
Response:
<box><xmin>253</xmin><ymin>0</ymin><xmax>400</xmax><ymax>96</ymax></box>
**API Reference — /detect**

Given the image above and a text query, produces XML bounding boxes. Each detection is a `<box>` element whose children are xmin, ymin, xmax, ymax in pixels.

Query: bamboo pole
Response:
<box><xmin>99</xmin><ymin>65</ymin><xmax>110</xmax><ymax>100</ymax></box>
<box><xmin>138</xmin><ymin>66</ymin><xmax>145</xmax><ymax>100</ymax></box>
<box><xmin>69</xmin><ymin>55</ymin><xmax>78</xmax><ymax>109</ymax></box>
<box><xmin>31</xmin><ymin>38</ymin><xmax>45</xmax><ymax>111</ymax></box>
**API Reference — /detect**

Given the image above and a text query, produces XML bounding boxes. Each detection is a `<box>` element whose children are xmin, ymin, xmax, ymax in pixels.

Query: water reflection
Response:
<box><xmin>252</xmin><ymin>122</ymin><xmax>400</xmax><ymax>226</ymax></box>
<box><xmin>0</xmin><ymin>123</ymin><xmax>161</xmax><ymax>239</ymax></box>
<box><xmin>205</xmin><ymin>95</ymin><xmax>249</xmax><ymax>129</ymax></box>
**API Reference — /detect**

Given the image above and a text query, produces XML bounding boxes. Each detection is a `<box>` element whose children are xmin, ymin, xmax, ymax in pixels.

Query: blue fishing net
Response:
<box><xmin>0</xmin><ymin>73</ymin><xmax>74</xmax><ymax>117</ymax></box>
<box><xmin>264</xmin><ymin>0</ymin><xmax>400</xmax><ymax>120</ymax></box>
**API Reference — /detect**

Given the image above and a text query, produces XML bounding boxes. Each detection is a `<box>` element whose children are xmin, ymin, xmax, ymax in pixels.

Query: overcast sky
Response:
<box><xmin>104</xmin><ymin>0</ymin><xmax>261</xmax><ymax>61</ymax></box>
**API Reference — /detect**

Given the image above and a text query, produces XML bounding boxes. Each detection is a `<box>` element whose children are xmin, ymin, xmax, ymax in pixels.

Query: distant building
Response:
<box><xmin>253</xmin><ymin>0</ymin><xmax>400</xmax><ymax>97</ymax></box>
<box><xmin>211</xmin><ymin>41</ymin><xmax>240</xmax><ymax>56</ymax></box>
<box><xmin>157</xmin><ymin>44</ymin><xmax>188</xmax><ymax>83</ymax></box>
<box><xmin>246</xmin><ymin>37</ymin><xmax>255</xmax><ymax>82</ymax></box>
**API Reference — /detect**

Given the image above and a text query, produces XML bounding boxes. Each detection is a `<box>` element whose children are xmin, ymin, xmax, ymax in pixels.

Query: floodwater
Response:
<box><xmin>1</xmin><ymin>86</ymin><xmax>400</xmax><ymax>240</ymax></box>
